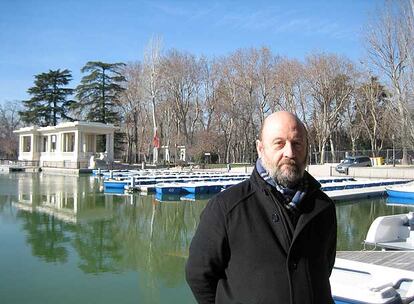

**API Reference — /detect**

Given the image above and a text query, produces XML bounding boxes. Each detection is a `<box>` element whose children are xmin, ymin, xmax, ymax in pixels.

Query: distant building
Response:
<box><xmin>14</xmin><ymin>121</ymin><xmax>116</xmax><ymax>169</ymax></box>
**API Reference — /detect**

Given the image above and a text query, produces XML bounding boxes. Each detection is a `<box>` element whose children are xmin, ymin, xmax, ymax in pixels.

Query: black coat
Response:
<box><xmin>185</xmin><ymin>167</ymin><xmax>337</xmax><ymax>304</ymax></box>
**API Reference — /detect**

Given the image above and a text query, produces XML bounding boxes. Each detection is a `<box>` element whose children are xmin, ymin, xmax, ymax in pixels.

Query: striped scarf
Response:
<box><xmin>256</xmin><ymin>158</ymin><xmax>308</xmax><ymax>216</ymax></box>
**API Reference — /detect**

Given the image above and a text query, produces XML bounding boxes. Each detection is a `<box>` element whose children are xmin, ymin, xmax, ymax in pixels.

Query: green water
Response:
<box><xmin>0</xmin><ymin>173</ymin><xmax>412</xmax><ymax>304</ymax></box>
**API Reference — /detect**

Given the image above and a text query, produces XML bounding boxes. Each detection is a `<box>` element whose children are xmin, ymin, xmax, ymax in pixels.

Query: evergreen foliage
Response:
<box><xmin>19</xmin><ymin>69</ymin><xmax>75</xmax><ymax>126</ymax></box>
<box><xmin>76</xmin><ymin>61</ymin><xmax>126</xmax><ymax>124</ymax></box>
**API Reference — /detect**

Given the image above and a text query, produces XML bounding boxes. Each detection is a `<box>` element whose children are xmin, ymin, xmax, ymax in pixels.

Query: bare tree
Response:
<box><xmin>199</xmin><ymin>57</ymin><xmax>220</xmax><ymax>132</ymax></box>
<box><xmin>256</xmin><ymin>47</ymin><xmax>277</xmax><ymax>125</ymax></box>
<box><xmin>343</xmin><ymin>92</ymin><xmax>362</xmax><ymax>155</ymax></box>
<box><xmin>273</xmin><ymin>58</ymin><xmax>310</xmax><ymax>124</ymax></box>
<box><xmin>365</xmin><ymin>1</ymin><xmax>413</xmax><ymax>162</ymax></box>
<box><xmin>118</xmin><ymin>62</ymin><xmax>147</xmax><ymax>163</ymax></box>
<box><xmin>162</xmin><ymin>50</ymin><xmax>202</xmax><ymax>146</ymax></box>
<box><xmin>355</xmin><ymin>75</ymin><xmax>388</xmax><ymax>156</ymax></box>
<box><xmin>0</xmin><ymin>101</ymin><xmax>22</xmax><ymax>158</ymax></box>
<box><xmin>143</xmin><ymin>36</ymin><xmax>163</xmax><ymax>163</ymax></box>
<box><xmin>305</xmin><ymin>54</ymin><xmax>355</xmax><ymax>163</ymax></box>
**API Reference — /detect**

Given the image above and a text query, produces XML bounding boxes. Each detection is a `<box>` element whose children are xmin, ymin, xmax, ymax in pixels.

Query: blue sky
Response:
<box><xmin>0</xmin><ymin>0</ymin><xmax>382</xmax><ymax>104</ymax></box>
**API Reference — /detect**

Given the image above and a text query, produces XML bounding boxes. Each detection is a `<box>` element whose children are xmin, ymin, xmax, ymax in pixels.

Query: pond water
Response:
<box><xmin>0</xmin><ymin>172</ymin><xmax>412</xmax><ymax>304</ymax></box>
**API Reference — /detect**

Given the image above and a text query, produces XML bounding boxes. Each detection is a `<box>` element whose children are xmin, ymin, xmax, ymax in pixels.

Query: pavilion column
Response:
<box><xmin>18</xmin><ymin>136</ymin><xmax>23</xmax><ymax>160</ymax></box>
<box><xmin>30</xmin><ymin>135</ymin><xmax>34</xmax><ymax>160</ymax></box>
<box><xmin>74</xmin><ymin>130</ymin><xmax>80</xmax><ymax>161</ymax></box>
<box><xmin>106</xmin><ymin>132</ymin><xmax>114</xmax><ymax>161</ymax></box>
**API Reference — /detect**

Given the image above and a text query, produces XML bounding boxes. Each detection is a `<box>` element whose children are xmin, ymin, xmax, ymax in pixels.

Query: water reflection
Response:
<box><xmin>2</xmin><ymin>173</ymin><xmax>207</xmax><ymax>303</ymax></box>
<box><xmin>335</xmin><ymin>197</ymin><xmax>413</xmax><ymax>250</ymax></box>
<box><xmin>2</xmin><ymin>173</ymin><xmax>414</xmax><ymax>303</ymax></box>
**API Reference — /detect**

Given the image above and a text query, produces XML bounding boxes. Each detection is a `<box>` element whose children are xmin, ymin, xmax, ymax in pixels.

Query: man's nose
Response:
<box><xmin>283</xmin><ymin>142</ymin><xmax>294</xmax><ymax>158</ymax></box>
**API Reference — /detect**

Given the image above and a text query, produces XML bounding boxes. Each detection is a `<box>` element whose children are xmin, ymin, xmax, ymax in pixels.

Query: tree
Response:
<box><xmin>342</xmin><ymin>93</ymin><xmax>362</xmax><ymax>155</ymax></box>
<box><xmin>118</xmin><ymin>62</ymin><xmax>149</xmax><ymax>163</ymax></box>
<box><xmin>19</xmin><ymin>69</ymin><xmax>74</xmax><ymax>126</ymax></box>
<box><xmin>76</xmin><ymin>61</ymin><xmax>126</xmax><ymax>124</ymax></box>
<box><xmin>364</xmin><ymin>0</ymin><xmax>413</xmax><ymax>163</ymax></box>
<box><xmin>355</xmin><ymin>76</ymin><xmax>389</xmax><ymax>156</ymax></box>
<box><xmin>0</xmin><ymin>101</ymin><xmax>22</xmax><ymax>158</ymax></box>
<box><xmin>143</xmin><ymin>37</ymin><xmax>163</xmax><ymax>164</ymax></box>
<box><xmin>305</xmin><ymin>54</ymin><xmax>355</xmax><ymax>164</ymax></box>
<box><xmin>273</xmin><ymin>58</ymin><xmax>309</xmax><ymax>124</ymax></box>
<box><xmin>162</xmin><ymin>50</ymin><xmax>201</xmax><ymax>146</ymax></box>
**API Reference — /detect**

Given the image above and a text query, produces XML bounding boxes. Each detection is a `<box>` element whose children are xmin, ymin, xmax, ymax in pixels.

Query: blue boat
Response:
<box><xmin>103</xmin><ymin>180</ymin><xmax>129</xmax><ymax>189</ymax></box>
<box><xmin>207</xmin><ymin>184</ymin><xmax>223</xmax><ymax>193</ymax></box>
<box><xmin>387</xmin><ymin>196</ymin><xmax>414</xmax><ymax>206</ymax></box>
<box><xmin>182</xmin><ymin>183</ymin><xmax>209</xmax><ymax>194</ymax></box>
<box><xmin>386</xmin><ymin>182</ymin><xmax>414</xmax><ymax>200</ymax></box>
<box><xmin>103</xmin><ymin>187</ymin><xmax>126</xmax><ymax>195</ymax></box>
<box><xmin>155</xmin><ymin>183</ymin><xmax>184</xmax><ymax>195</ymax></box>
<box><xmin>182</xmin><ymin>181</ymin><xmax>228</xmax><ymax>194</ymax></box>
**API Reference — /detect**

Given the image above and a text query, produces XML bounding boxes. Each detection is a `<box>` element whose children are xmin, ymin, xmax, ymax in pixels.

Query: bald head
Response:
<box><xmin>259</xmin><ymin>111</ymin><xmax>307</xmax><ymax>142</ymax></box>
<box><xmin>256</xmin><ymin>111</ymin><xmax>308</xmax><ymax>187</ymax></box>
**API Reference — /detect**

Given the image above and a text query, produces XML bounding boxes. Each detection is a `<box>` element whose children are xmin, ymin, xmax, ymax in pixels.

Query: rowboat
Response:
<box><xmin>386</xmin><ymin>182</ymin><xmax>414</xmax><ymax>201</ymax></box>
<box><xmin>364</xmin><ymin>212</ymin><xmax>414</xmax><ymax>250</ymax></box>
<box><xmin>331</xmin><ymin>258</ymin><xmax>414</xmax><ymax>303</ymax></box>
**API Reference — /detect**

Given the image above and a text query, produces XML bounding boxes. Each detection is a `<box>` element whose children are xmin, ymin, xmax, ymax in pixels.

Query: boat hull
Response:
<box><xmin>386</xmin><ymin>188</ymin><xmax>414</xmax><ymax>199</ymax></box>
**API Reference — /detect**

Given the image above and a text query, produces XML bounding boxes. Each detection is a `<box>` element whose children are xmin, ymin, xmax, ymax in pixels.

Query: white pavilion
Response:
<box><xmin>14</xmin><ymin>121</ymin><xmax>116</xmax><ymax>170</ymax></box>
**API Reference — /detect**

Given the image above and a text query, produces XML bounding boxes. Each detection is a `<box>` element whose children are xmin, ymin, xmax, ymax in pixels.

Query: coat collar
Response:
<box><xmin>251</xmin><ymin>166</ymin><xmax>333</xmax><ymax>247</ymax></box>
<box><xmin>251</xmin><ymin>165</ymin><xmax>322</xmax><ymax>201</ymax></box>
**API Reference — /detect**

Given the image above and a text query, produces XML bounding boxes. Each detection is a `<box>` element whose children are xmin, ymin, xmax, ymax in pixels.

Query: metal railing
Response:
<box><xmin>310</xmin><ymin>149</ymin><xmax>414</xmax><ymax>164</ymax></box>
<box><xmin>0</xmin><ymin>159</ymin><xmax>40</xmax><ymax>167</ymax></box>
<box><xmin>42</xmin><ymin>161</ymin><xmax>89</xmax><ymax>169</ymax></box>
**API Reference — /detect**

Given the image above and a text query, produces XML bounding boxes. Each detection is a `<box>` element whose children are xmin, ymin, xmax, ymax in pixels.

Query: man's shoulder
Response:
<box><xmin>304</xmin><ymin>171</ymin><xmax>335</xmax><ymax>207</ymax></box>
<box><xmin>311</xmin><ymin>188</ymin><xmax>337</xmax><ymax>217</ymax></box>
<box><xmin>315</xmin><ymin>188</ymin><xmax>335</xmax><ymax>205</ymax></box>
<box><xmin>209</xmin><ymin>178</ymin><xmax>256</xmax><ymax>213</ymax></box>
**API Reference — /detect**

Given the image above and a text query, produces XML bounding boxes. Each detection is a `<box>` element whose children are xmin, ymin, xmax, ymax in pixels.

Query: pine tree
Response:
<box><xmin>19</xmin><ymin>69</ymin><xmax>75</xmax><ymax>126</ymax></box>
<box><xmin>76</xmin><ymin>61</ymin><xmax>126</xmax><ymax>124</ymax></box>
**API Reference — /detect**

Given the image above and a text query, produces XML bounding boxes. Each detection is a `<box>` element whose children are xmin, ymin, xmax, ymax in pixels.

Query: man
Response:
<box><xmin>186</xmin><ymin>111</ymin><xmax>337</xmax><ymax>304</ymax></box>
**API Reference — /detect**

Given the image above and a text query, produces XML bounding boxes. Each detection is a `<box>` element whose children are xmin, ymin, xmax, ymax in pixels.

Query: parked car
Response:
<box><xmin>335</xmin><ymin>156</ymin><xmax>372</xmax><ymax>173</ymax></box>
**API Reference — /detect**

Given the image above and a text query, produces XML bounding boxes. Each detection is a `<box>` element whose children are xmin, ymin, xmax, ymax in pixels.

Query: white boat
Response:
<box><xmin>364</xmin><ymin>212</ymin><xmax>414</xmax><ymax>250</ymax></box>
<box><xmin>331</xmin><ymin>258</ymin><xmax>414</xmax><ymax>303</ymax></box>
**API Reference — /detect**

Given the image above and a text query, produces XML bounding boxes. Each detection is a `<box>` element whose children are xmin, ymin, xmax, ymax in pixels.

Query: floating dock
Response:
<box><xmin>337</xmin><ymin>251</ymin><xmax>414</xmax><ymax>272</ymax></box>
<box><xmin>324</xmin><ymin>179</ymin><xmax>410</xmax><ymax>201</ymax></box>
<box><xmin>332</xmin><ymin>253</ymin><xmax>414</xmax><ymax>303</ymax></box>
<box><xmin>98</xmin><ymin>169</ymin><xmax>412</xmax><ymax>202</ymax></box>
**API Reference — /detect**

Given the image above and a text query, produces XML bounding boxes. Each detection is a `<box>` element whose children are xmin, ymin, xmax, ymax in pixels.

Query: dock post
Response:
<box><xmin>131</xmin><ymin>176</ymin><xmax>136</xmax><ymax>189</ymax></box>
<box><xmin>98</xmin><ymin>168</ymin><xmax>101</xmax><ymax>175</ymax></box>
<box><xmin>109</xmin><ymin>170</ymin><xmax>113</xmax><ymax>179</ymax></box>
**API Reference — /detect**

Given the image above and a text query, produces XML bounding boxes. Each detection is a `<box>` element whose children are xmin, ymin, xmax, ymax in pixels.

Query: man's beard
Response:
<box><xmin>262</xmin><ymin>157</ymin><xmax>305</xmax><ymax>188</ymax></box>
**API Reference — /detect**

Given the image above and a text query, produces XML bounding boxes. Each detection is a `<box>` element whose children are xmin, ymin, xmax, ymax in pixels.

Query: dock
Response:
<box><xmin>99</xmin><ymin>168</ymin><xmax>412</xmax><ymax>201</ymax></box>
<box><xmin>327</xmin><ymin>186</ymin><xmax>387</xmax><ymax>201</ymax></box>
<box><xmin>0</xmin><ymin>163</ymin><xmax>39</xmax><ymax>172</ymax></box>
<box><xmin>337</xmin><ymin>251</ymin><xmax>414</xmax><ymax>272</ymax></box>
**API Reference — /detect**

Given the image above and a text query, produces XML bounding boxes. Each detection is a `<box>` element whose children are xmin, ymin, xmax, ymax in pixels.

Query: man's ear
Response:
<box><xmin>256</xmin><ymin>139</ymin><xmax>263</xmax><ymax>158</ymax></box>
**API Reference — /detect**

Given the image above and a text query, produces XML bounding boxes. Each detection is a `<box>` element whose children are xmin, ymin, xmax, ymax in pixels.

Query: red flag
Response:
<box><xmin>152</xmin><ymin>132</ymin><xmax>160</xmax><ymax>148</ymax></box>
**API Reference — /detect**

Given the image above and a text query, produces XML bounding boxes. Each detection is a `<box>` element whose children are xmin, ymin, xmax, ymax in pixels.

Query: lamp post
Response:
<box><xmin>309</xmin><ymin>144</ymin><xmax>312</xmax><ymax>165</ymax></box>
<box><xmin>392</xmin><ymin>134</ymin><xmax>395</xmax><ymax>167</ymax></box>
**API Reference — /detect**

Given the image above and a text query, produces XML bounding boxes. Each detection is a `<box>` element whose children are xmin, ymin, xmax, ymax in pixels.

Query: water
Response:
<box><xmin>0</xmin><ymin>172</ymin><xmax>412</xmax><ymax>303</ymax></box>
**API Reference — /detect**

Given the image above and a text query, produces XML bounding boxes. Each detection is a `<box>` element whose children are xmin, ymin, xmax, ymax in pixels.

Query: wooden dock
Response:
<box><xmin>337</xmin><ymin>251</ymin><xmax>414</xmax><ymax>272</ymax></box>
